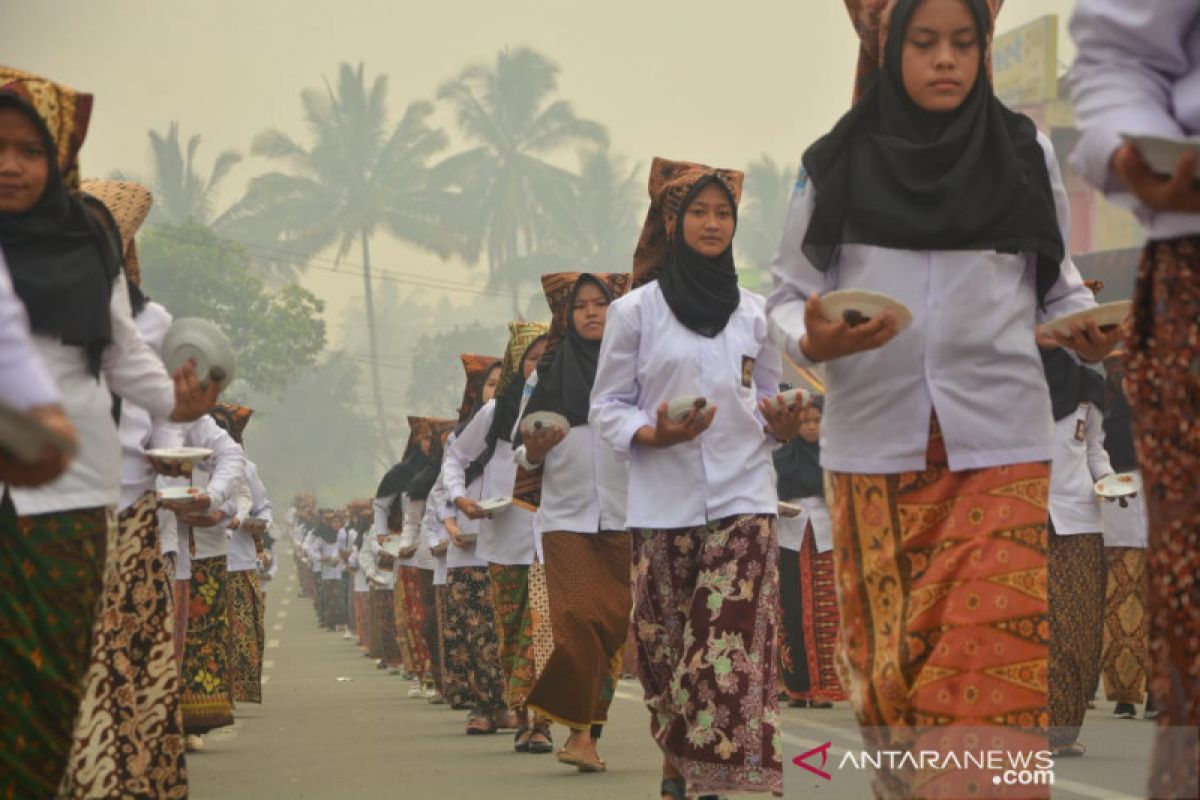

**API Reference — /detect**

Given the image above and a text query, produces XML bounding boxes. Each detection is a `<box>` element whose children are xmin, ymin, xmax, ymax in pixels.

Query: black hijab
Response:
<box><xmin>315</xmin><ymin>516</ymin><xmax>338</xmax><ymax>544</ymax></box>
<box><xmin>467</xmin><ymin>334</ymin><xmax>548</xmax><ymax>483</ymax></box>
<box><xmin>657</xmin><ymin>176</ymin><xmax>741</xmax><ymax>338</ymax></box>
<box><xmin>0</xmin><ymin>94</ymin><xmax>120</xmax><ymax>377</ymax></box>
<box><xmin>522</xmin><ymin>275</ymin><xmax>611</xmax><ymax>427</ymax></box>
<box><xmin>406</xmin><ymin>438</ymin><xmax>445</xmax><ymax>501</ymax></box>
<box><xmin>800</xmin><ymin>0</ymin><xmax>1064</xmax><ymax>308</ymax></box>
<box><xmin>375</xmin><ymin>445</ymin><xmax>432</xmax><ymax>499</ymax></box>
<box><xmin>774</xmin><ymin>395</ymin><xmax>825</xmax><ymax>499</ymax></box>
<box><xmin>1041</xmin><ymin>347</ymin><xmax>1105</xmax><ymax>422</ymax></box>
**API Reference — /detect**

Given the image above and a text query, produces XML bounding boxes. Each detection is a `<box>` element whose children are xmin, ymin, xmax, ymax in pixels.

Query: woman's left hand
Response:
<box><xmin>1038</xmin><ymin>317</ymin><xmax>1124</xmax><ymax>363</ymax></box>
<box><xmin>759</xmin><ymin>393</ymin><xmax>807</xmax><ymax>443</ymax></box>
<box><xmin>169</xmin><ymin>361</ymin><xmax>223</xmax><ymax>423</ymax></box>
<box><xmin>397</xmin><ymin>545</ymin><xmax>418</xmax><ymax>559</ymax></box>
<box><xmin>177</xmin><ymin>509</ymin><xmax>226</xmax><ymax>528</ymax></box>
<box><xmin>523</xmin><ymin>426</ymin><xmax>566</xmax><ymax>465</ymax></box>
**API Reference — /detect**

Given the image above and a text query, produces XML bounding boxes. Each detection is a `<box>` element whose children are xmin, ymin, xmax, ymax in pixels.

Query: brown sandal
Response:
<box><xmin>465</xmin><ymin>716</ymin><xmax>497</xmax><ymax>735</ymax></box>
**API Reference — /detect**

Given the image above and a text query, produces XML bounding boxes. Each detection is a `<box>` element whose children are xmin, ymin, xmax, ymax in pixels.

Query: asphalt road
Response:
<box><xmin>188</xmin><ymin>552</ymin><xmax>1156</xmax><ymax>799</ymax></box>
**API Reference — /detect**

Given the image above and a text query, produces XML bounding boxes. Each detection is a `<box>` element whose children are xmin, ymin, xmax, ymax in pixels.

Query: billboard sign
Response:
<box><xmin>993</xmin><ymin>15</ymin><xmax>1059</xmax><ymax>107</ymax></box>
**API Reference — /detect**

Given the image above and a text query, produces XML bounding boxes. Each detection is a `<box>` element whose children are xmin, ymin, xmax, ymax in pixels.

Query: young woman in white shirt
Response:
<box><xmin>444</xmin><ymin>323</ymin><xmax>550</xmax><ymax>750</ymax></box>
<box><xmin>766</xmin><ymin>1</ymin><xmax>1118</xmax><ymax>795</ymax></box>
<box><xmin>773</xmin><ymin>394</ymin><xmax>845</xmax><ymax>711</ymax></box>
<box><xmin>440</xmin><ymin>352</ymin><xmax>510</xmax><ymax>733</ymax></box>
<box><xmin>513</xmin><ymin>271</ymin><xmax>630</xmax><ymax>774</ymax></box>
<box><xmin>590</xmin><ymin>158</ymin><xmax>802</xmax><ymax>800</ymax></box>
<box><xmin>0</xmin><ymin>70</ymin><xmax>219</xmax><ymax>797</ymax></box>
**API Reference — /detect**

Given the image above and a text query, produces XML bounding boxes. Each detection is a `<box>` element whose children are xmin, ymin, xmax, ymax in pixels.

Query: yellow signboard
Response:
<box><xmin>993</xmin><ymin>15</ymin><xmax>1059</xmax><ymax>107</ymax></box>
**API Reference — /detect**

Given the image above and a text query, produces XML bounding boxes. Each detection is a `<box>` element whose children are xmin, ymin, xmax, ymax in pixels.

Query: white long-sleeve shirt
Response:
<box><xmin>0</xmin><ymin>251</ymin><xmax>58</xmax><ymax>410</ymax></box>
<box><xmin>422</xmin><ymin>483</ymin><xmax>451</xmax><ymax>585</ymax></box>
<box><xmin>768</xmin><ymin>134</ymin><xmax>1096</xmax><ymax>475</ymax></box>
<box><xmin>590</xmin><ymin>282</ymin><xmax>782</xmax><ymax>530</ymax></box>
<box><xmin>3</xmin><ymin>272</ymin><xmax>176</xmax><ymax>515</ymax></box>
<box><xmin>1068</xmin><ymin>0</ymin><xmax>1200</xmax><ymax>240</ymax></box>
<box><xmin>778</xmin><ymin>493</ymin><xmax>834</xmax><ymax>554</ymax></box>
<box><xmin>398</xmin><ymin>495</ymin><xmax>435</xmax><ymax>570</ymax></box>
<box><xmin>178</xmin><ymin>417</ymin><xmax>246</xmax><ymax>560</ymax></box>
<box><xmin>319</xmin><ymin>529</ymin><xmax>347</xmax><ymax>580</ymax></box>
<box><xmin>1049</xmin><ymin>402</ymin><xmax>1112</xmax><ymax>536</ymax></box>
<box><xmin>361</xmin><ymin>532</ymin><xmax>395</xmax><ymax>590</ymax></box>
<box><xmin>515</xmin><ymin>423</ymin><xmax>628</xmax><ymax>537</ymax></box>
<box><xmin>442</xmin><ymin>401</ymin><xmax>536</xmax><ymax>565</ymax></box>
<box><xmin>432</xmin><ymin>434</ymin><xmax>487</xmax><ymax>571</ymax></box>
<box><xmin>1099</xmin><ymin>469</ymin><xmax>1149</xmax><ymax>548</ymax></box>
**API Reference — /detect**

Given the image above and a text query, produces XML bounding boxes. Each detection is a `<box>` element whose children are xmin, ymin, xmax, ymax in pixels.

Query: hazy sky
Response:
<box><xmin>4</xmin><ymin>0</ymin><xmax>1077</xmax><ymax>343</ymax></box>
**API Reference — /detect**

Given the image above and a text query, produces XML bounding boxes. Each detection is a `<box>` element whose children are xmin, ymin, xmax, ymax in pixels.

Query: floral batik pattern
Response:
<box><xmin>180</xmin><ymin>557</ymin><xmax>234</xmax><ymax>733</ymax></box>
<box><xmin>227</xmin><ymin>570</ymin><xmax>264</xmax><ymax>704</ymax></box>
<box><xmin>631</xmin><ymin>514</ymin><xmax>783</xmax><ymax>798</ymax></box>
<box><xmin>487</xmin><ymin>564</ymin><xmax>537</xmax><ymax>711</ymax></box>
<box><xmin>445</xmin><ymin>568</ymin><xmax>506</xmax><ymax>716</ymax></box>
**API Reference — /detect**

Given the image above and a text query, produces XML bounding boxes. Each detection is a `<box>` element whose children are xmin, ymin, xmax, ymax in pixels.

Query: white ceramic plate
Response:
<box><xmin>0</xmin><ymin>401</ymin><xmax>77</xmax><ymax>463</ymax></box>
<box><xmin>158</xmin><ymin>486</ymin><xmax>202</xmax><ymax>502</ymax></box>
<box><xmin>778</xmin><ymin>501</ymin><xmax>805</xmax><ymax>518</ymax></box>
<box><xmin>520</xmin><ymin>411</ymin><xmax>570</xmax><ymax>436</ymax></box>
<box><xmin>1095</xmin><ymin>472</ymin><xmax>1143</xmax><ymax>500</ymax></box>
<box><xmin>1121</xmin><ymin>133</ymin><xmax>1200</xmax><ymax>179</ymax></box>
<box><xmin>1042</xmin><ymin>301</ymin><xmax>1132</xmax><ymax>338</ymax></box>
<box><xmin>381</xmin><ymin>537</ymin><xmax>403</xmax><ymax>557</ymax></box>
<box><xmin>162</xmin><ymin>317</ymin><xmax>237</xmax><ymax>389</ymax></box>
<box><xmin>777</xmin><ymin>388</ymin><xmax>812</xmax><ymax>410</ymax></box>
<box><xmin>818</xmin><ymin>289</ymin><xmax>913</xmax><ymax>332</ymax></box>
<box><xmin>145</xmin><ymin>446</ymin><xmax>213</xmax><ymax>465</ymax></box>
<box><xmin>666</xmin><ymin>395</ymin><xmax>708</xmax><ymax>423</ymax></box>
<box><xmin>477</xmin><ymin>496</ymin><xmax>512</xmax><ymax>514</ymax></box>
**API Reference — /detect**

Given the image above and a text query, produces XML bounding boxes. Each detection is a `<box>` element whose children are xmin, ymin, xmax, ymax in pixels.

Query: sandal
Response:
<box><xmin>1052</xmin><ymin>742</ymin><xmax>1086</xmax><ymax>758</ymax></box>
<box><xmin>465</xmin><ymin>716</ymin><xmax>497</xmax><ymax>735</ymax></box>
<box><xmin>576</xmin><ymin>755</ymin><xmax>606</xmax><ymax>773</ymax></box>
<box><xmin>556</xmin><ymin>747</ymin><xmax>582</xmax><ymax>767</ymax></box>
<box><xmin>661</xmin><ymin>777</ymin><xmax>687</xmax><ymax>800</ymax></box>
<box><xmin>513</xmin><ymin>725</ymin><xmax>532</xmax><ymax>752</ymax></box>
<box><xmin>528</xmin><ymin>724</ymin><xmax>554</xmax><ymax>754</ymax></box>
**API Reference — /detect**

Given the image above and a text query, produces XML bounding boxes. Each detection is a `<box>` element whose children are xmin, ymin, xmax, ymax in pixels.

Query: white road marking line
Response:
<box><xmin>272</xmin><ymin>623</ymin><xmax>283</xmax><ymax>631</ymax></box>
<box><xmin>262</xmin><ymin>660</ymin><xmax>274</xmax><ymax>669</ymax></box>
<box><xmin>267</xmin><ymin>638</ymin><xmax>280</xmax><ymax>649</ymax></box>
<box><xmin>276</xmin><ymin>610</ymin><xmax>287</xmax><ymax>618</ymax></box>
<box><xmin>282</xmin><ymin>598</ymin><xmax>292</xmax><ymax>607</ymax></box>
<box><xmin>260</xmin><ymin>675</ymin><xmax>270</xmax><ymax>685</ymax></box>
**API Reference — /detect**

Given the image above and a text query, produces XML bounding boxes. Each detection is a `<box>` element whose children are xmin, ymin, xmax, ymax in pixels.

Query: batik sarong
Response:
<box><xmin>180</xmin><ymin>557</ymin><xmax>234</xmax><ymax>733</ymax></box>
<box><xmin>829</xmin><ymin>421</ymin><xmax>1051</xmax><ymax>799</ymax></box>
<box><xmin>0</xmin><ymin>501</ymin><xmax>108</xmax><ymax>799</ymax></box>
<box><xmin>1048</xmin><ymin>530</ymin><xmax>1105</xmax><ymax>749</ymax></box>
<box><xmin>1101</xmin><ymin>547</ymin><xmax>1149</xmax><ymax>703</ymax></box>
<box><xmin>445</xmin><ymin>567</ymin><xmax>507</xmax><ymax>716</ymax></box>
<box><xmin>781</xmin><ymin>527</ymin><xmax>846</xmax><ymax>704</ymax></box>
<box><xmin>631</xmin><ymin>514</ymin><xmax>782</xmax><ymax>798</ymax></box>
<box><xmin>488</xmin><ymin>563</ymin><xmax>537</xmax><ymax>711</ymax></box>
<box><xmin>527</xmin><ymin>531</ymin><xmax>630</xmax><ymax>730</ymax></box>
<box><xmin>60</xmin><ymin>493</ymin><xmax>187</xmax><ymax>799</ymax></box>
<box><xmin>227</xmin><ymin>569</ymin><xmax>264</xmax><ymax>704</ymax></box>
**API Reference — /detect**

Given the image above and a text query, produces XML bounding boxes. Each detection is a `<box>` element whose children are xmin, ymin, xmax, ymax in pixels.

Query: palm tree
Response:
<box><xmin>435</xmin><ymin>47</ymin><xmax>608</xmax><ymax>308</ymax></box>
<box><xmin>112</xmin><ymin>122</ymin><xmax>241</xmax><ymax>226</ymax></box>
<box><xmin>737</xmin><ymin>155</ymin><xmax>796</xmax><ymax>274</ymax></box>
<box><xmin>223</xmin><ymin>62</ymin><xmax>460</xmax><ymax>453</ymax></box>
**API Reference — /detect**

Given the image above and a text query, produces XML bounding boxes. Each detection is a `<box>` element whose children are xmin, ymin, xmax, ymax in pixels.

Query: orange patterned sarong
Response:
<box><xmin>829</xmin><ymin>421</ymin><xmax>1050</xmax><ymax>799</ymax></box>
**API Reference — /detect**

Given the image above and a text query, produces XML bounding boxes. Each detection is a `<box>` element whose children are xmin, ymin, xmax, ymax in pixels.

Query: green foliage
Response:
<box><xmin>139</xmin><ymin>223</ymin><xmax>326</xmax><ymax>395</ymax></box>
<box><xmin>737</xmin><ymin>155</ymin><xmax>795</xmax><ymax>271</ymax></box>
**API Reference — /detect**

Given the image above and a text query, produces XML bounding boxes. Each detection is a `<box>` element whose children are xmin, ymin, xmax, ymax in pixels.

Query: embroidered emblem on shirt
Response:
<box><xmin>741</xmin><ymin>355</ymin><xmax>756</xmax><ymax>389</ymax></box>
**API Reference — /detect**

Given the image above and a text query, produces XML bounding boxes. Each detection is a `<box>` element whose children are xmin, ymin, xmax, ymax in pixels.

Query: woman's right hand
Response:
<box><xmin>0</xmin><ymin>404</ymin><xmax>76</xmax><ymax>487</ymax></box>
<box><xmin>169</xmin><ymin>361</ymin><xmax>223</xmax><ymax>423</ymax></box>
<box><xmin>454</xmin><ymin>497</ymin><xmax>489</xmax><ymax>520</ymax></box>
<box><xmin>799</xmin><ymin>293</ymin><xmax>900</xmax><ymax>363</ymax></box>
<box><xmin>444</xmin><ymin>517</ymin><xmax>468</xmax><ymax>548</ymax></box>
<box><xmin>635</xmin><ymin>400</ymin><xmax>716</xmax><ymax>449</ymax></box>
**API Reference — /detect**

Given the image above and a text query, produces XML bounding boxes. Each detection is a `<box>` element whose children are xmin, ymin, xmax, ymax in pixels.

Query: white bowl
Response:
<box><xmin>1121</xmin><ymin>133</ymin><xmax>1200</xmax><ymax>179</ymax></box>
<box><xmin>0</xmin><ymin>400</ymin><xmax>78</xmax><ymax>464</ymax></box>
<box><xmin>158</xmin><ymin>486</ymin><xmax>202</xmax><ymax>502</ymax></box>
<box><xmin>162</xmin><ymin>318</ymin><xmax>237</xmax><ymax>389</ymax></box>
<box><xmin>777</xmin><ymin>388</ymin><xmax>812</xmax><ymax>410</ymax></box>
<box><xmin>818</xmin><ymin>290</ymin><xmax>913</xmax><ymax>332</ymax></box>
<box><xmin>778</xmin><ymin>501</ymin><xmax>805</xmax><ymax>518</ymax></box>
<box><xmin>1095</xmin><ymin>472</ymin><xmax>1143</xmax><ymax>500</ymax></box>
<box><xmin>520</xmin><ymin>411</ymin><xmax>570</xmax><ymax>436</ymax></box>
<box><xmin>145</xmin><ymin>446</ymin><xmax>213</xmax><ymax>466</ymax></box>
<box><xmin>1042</xmin><ymin>301</ymin><xmax>1132</xmax><ymax>338</ymax></box>
<box><xmin>666</xmin><ymin>395</ymin><xmax>708</xmax><ymax>423</ymax></box>
<box><xmin>477</xmin><ymin>496</ymin><xmax>512</xmax><ymax>514</ymax></box>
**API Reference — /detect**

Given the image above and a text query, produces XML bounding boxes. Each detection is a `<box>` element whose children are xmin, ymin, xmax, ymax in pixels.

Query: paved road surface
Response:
<box><xmin>189</xmin><ymin>552</ymin><xmax>1155</xmax><ymax>799</ymax></box>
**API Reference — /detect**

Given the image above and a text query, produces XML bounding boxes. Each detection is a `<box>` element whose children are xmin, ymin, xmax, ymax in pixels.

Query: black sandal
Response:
<box><xmin>660</xmin><ymin>777</ymin><xmax>686</xmax><ymax>800</ymax></box>
<box><xmin>513</xmin><ymin>725</ymin><xmax>532</xmax><ymax>752</ymax></box>
<box><xmin>528</xmin><ymin>723</ymin><xmax>554</xmax><ymax>754</ymax></box>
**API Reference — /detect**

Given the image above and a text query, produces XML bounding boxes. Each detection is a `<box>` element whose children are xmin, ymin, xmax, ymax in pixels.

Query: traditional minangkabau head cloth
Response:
<box><xmin>466</xmin><ymin>321</ymin><xmax>549</xmax><ymax>483</ymax></box>
<box><xmin>0</xmin><ymin>66</ymin><xmax>120</xmax><ymax>378</ymax></box>
<box><xmin>79</xmin><ymin>179</ymin><xmax>153</xmax><ymax>286</ymax></box>
<box><xmin>209</xmin><ymin>402</ymin><xmax>254</xmax><ymax>444</ymax></box>
<box><xmin>632</xmin><ymin>157</ymin><xmax>744</xmax><ymax>337</ymax></box>
<box><xmin>457</xmin><ymin>353</ymin><xmax>501</xmax><ymax>426</ymax></box>
<box><xmin>375</xmin><ymin>416</ymin><xmax>437</xmax><ymax>499</ymax></box>
<box><xmin>406</xmin><ymin>417</ymin><xmax>457</xmax><ymax>501</ymax></box>
<box><xmin>802</xmin><ymin>0</ymin><xmax>1064</xmax><ymax>308</ymax></box>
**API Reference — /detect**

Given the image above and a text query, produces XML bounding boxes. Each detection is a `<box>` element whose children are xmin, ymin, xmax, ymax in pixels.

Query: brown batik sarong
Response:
<box><xmin>1125</xmin><ymin>235</ymin><xmax>1200</xmax><ymax>799</ymax></box>
<box><xmin>61</xmin><ymin>493</ymin><xmax>187</xmax><ymax>799</ymax></box>
<box><xmin>829</xmin><ymin>422</ymin><xmax>1051</xmax><ymax>799</ymax></box>
<box><xmin>631</xmin><ymin>514</ymin><xmax>782</xmax><ymax>798</ymax></box>
<box><xmin>180</xmin><ymin>557</ymin><xmax>234</xmax><ymax>734</ymax></box>
<box><xmin>1047</xmin><ymin>530</ymin><xmax>1106</xmax><ymax>749</ymax></box>
<box><xmin>1101</xmin><ymin>547</ymin><xmax>1149</xmax><ymax>704</ymax></box>
<box><xmin>445</xmin><ymin>567</ymin><xmax>507</xmax><ymax>716</ymax></box>
<box><xmin>227</xmin><ymin>569</ymin><xmax>264</xmax><ymax>704</ymax></box>
<box><xmin>527</xmin><ymin>531</ymin><xmax>631</xmax><ymax>730</ymax></box>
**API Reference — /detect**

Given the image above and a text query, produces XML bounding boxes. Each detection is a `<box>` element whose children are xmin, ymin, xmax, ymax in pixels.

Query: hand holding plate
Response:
<box><xmin>800</xmin><ymin>294</ymin><xmax>900</xmax><ymax>363</ymax></box>
<box><xmin>639</xmin><ymin>400</ymin><xmax>717</xmax><ymax>449</ymax></box>
<box><xmin>163</xmin><ymin>491</ymin><xmax>212</xmax><ymax>513</ymax></box>
<box><xmin>1042</xmin><ymin>317</ymin><xmax>1122</xmax><ymax>364</ymax></box>
<box><xmin>169</xmin><ymin>361</ymin><xmax>223</xmax><ymax>423</ymax></box>
<box><xmin>444</xmin><ymin>516</ymin><xmax>468</xmax><ymax>548</ymax></box>
<box><xmin>454</xmin><ymin>496</ymin><xmax>491</xmax><ymax>521</ymax></box>
<box><xmin>430</xmin><ymin>541</ymin><xmax>449</xmax><ymax>557</ymax></box>
<box><xmin>1111</xmin><ymin>143</ymin><xmax>1200</xmax><ymax>213</ymax></box>
<box><xmin>0</xmin><ymin>404</ymin><xmax>77</xmax><ymax>487</ymax></box>
<box><xmin>523</xmin><ymin>425</ymin><xmax>567</xmax><ymax>464</ymax></box>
